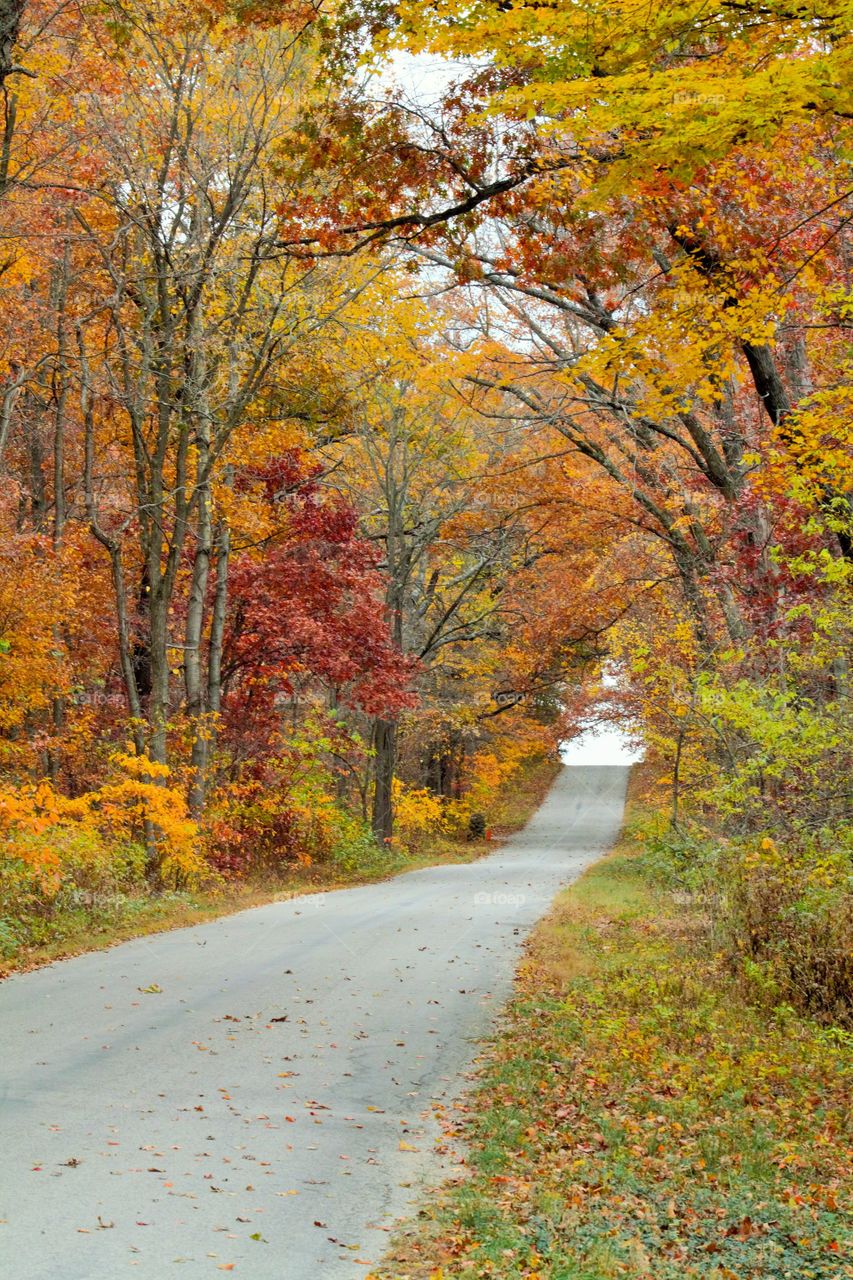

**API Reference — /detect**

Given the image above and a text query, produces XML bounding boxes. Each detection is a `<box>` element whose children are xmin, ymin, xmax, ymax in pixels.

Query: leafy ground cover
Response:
<box><xmin>0</xmin><ymin>755</ymin><xmax>561</xmax><ymax>976</ymax></box>
<box><xmin>373</xmin><ymin>836</ymin><xmax>853</xmax><ymax>1279</ymax></box>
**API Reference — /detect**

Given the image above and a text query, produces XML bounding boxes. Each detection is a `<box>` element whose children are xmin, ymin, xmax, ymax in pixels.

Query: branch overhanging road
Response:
<box><xmin>0</xmin><ymin>764</ymin><xmax>629</xmax><ymax>1279</ymax></box>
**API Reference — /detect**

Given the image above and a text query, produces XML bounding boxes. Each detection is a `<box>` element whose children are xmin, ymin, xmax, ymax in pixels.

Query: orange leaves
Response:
<box><xmin>0</xmin><ymin>781</ymin><xmax>65</xmax><ymax>886</ymax></box>
<box><xmin>0</xmin><ymin>536</ymin><xmax>73</xmax><ymax>744</ymax></box>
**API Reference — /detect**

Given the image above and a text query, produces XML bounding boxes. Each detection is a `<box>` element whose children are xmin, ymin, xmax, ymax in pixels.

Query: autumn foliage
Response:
<box><xmin>0</xmin><ymin>0</ymin><xmax>848</xmax><ymax>1019</ymax></box>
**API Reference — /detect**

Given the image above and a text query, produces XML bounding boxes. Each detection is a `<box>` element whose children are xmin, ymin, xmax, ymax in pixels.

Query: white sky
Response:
<box><xmin>560</xmin><ymin>723</ymin><xmax>645</xmax><ymax>767</ymax></box>
<box><xmin>560</xmin><ymin>665</ymin><xmax>645</xmax><ymax>766</ymax></box>
<box><xmin>373</xmin><ymin>50</ymin><xmax>477</xmax><ymax>107</ymax></box>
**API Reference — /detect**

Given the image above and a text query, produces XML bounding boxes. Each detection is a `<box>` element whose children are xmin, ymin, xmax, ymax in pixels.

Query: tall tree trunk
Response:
<box><xmin>147</xmin><ymin>584</ymin><xmax>170</xmax><ymax>769</ymax></box>
<box><xmin>185</xmin><ymin>311</ymin><xmax>213</xmax><ymax>817</ymax></box>
<box><xmin>48</xmin><ymin>244</ymin><xmax>70</xmax><ymax>779</ymax></box>
<box><xmin>52</xmin><ymin>243</ymin><xmax>69</xmax><ymax>545</ymax></box>
<box><xmin>372</xmin><ymin>449</ymin><xmax>406</xmax><ymax>839</ymax></box>
<box><xmin>0</xmin><ymin>0</ymin><xmax>26</xmax><ymax>199</ymax></box>
<box><xmin>204</xmin><ymin>518</ymin><xmax>230</xmax><ymax>787</ymax></box>
<box><xmin>372</xmin><ymin>718</ymin><xmax>396</xmax><ymax>843</ymax></box>
<box><xmin>79</xmin><ymin>327</ymin><xmax>145</xmax><ymax>752</ymax></box>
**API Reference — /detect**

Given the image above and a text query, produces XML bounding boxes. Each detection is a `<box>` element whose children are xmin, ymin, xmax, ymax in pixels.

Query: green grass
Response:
<box><xmin>1</xmin><ymin>754</ymin><xmax>562</xmax><ymax>976</ymax></box>
<box><xmin>372</xmin><ymin>842</ymin><xmax>853</xmax><ymax>1280</ymax></box>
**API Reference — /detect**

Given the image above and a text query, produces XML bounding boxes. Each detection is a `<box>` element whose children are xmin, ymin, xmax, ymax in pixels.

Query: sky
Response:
<box><xmin>561</xmin><ymin>665</ymin><xmax>646</xmax><ymax>766</ymax></box>
<box><xmin>375</xmin><ymin>50</ymin><xmax>476</xmax><ymax>106</ymax></box>
<box><xmin>560</xmin><ymin>723</ymin><xmax>645</xmax><ymax>767</ymax></box>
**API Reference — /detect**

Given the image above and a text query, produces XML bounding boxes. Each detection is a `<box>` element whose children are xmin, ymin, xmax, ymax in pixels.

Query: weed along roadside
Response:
<box><xmin>371</xmin><ymin>830</ymin><xmax>853</xmax><ymax>1279</ymax></box>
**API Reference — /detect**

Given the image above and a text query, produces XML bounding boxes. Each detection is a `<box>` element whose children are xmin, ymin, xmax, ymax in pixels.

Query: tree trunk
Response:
<box><xmin>206</xmin><ymin>519</ymin><xmax>230</xmax><ymax>721</ymax></box>
<box><xmin>79</xmin><ymin>327</ymin><xmax>145</xmax><ymax>753</ymax></box>
<box><xmin>48</xmin><ymin>244</ymin><xmax>70</xmax><ymax>778</ymax></box>
<box><xmin>147</xmin><ymin>585</ymin><xmax>170</xmax><ymax>768</ymax></box>
<box><xmin>372</xmin><ymin>718</ymin><xmax>397</xmax><ymax>843</ymax></box>
<box><xmin>185</xmin><ymin>317</ymin><xmax>213</xmax><ymax>817</ymax></box>
<box><xmin>0</xmin><ymin>0</ymin><xmax>25</xmax><ymax>199</ymax></box>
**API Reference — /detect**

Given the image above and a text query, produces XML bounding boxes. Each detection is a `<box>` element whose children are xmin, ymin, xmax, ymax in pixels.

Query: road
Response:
<box><xmin>0</xmin><ymin>764</ymin><xmax>629</xmax><ymax>1279</ymax></box>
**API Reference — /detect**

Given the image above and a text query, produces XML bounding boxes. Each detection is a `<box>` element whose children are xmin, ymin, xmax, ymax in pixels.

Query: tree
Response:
<box><xmin>56</xmin><ymin>4</ymin><xmax>402</xmax><ymax>844</ymax></box>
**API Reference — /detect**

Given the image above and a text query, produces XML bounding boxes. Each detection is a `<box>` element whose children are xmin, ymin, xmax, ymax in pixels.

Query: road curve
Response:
<box><xmin>0</xmin><ymin>764</ymin><xmax>629</xmax><ymax>1279</ymax></box>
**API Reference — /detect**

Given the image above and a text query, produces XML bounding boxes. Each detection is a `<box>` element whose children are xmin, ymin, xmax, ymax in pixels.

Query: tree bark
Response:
<box><xmin>184</xmin><ymin>303</ymin><xmax>214</xmax><ymax>816</ymax></box>
<box><xmin>371</xmin><ymin>718</ymin><xmax>396</xmax><ymax>843</ymax></box>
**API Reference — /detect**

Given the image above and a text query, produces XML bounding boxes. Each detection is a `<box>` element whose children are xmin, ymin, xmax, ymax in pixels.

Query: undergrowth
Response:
<box><xmin>632</xmin><ymin>809</ymin><xmax>853</xmax><ymax>1027</ymax></box>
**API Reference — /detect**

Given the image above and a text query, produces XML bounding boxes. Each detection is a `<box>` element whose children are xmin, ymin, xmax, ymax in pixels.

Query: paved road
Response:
<box><xmin>0</xmin><ymin>764</ymin><xmax>629</xmax><ymax>1279</ymax></box>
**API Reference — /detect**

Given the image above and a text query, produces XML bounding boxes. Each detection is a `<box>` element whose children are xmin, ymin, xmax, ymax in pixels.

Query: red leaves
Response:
<box><xmin>223</xmin><ymin>454</ymin><xmax>416</xmax><ymax>733</ymax></box>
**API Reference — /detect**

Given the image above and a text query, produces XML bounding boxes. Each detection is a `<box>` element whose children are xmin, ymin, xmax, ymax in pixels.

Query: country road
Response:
<box><xmin>0</xmin><ymin>764</ymin><xmax>629</xmax><ymax>1280</ymax></box>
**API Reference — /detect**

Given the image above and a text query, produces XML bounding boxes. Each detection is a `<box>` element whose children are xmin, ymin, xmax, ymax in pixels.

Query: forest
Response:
<box><xmin>0</xmin><ymin>0</ymin><xmax>850</xmax><ymax>1031</ymax></box>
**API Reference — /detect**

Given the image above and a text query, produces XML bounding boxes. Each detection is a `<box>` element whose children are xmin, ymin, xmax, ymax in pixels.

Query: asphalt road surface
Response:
<box><xmin>0</xmin><ymin>764</ymin><xmax>629</xmax><ymax>1279</ymax></box>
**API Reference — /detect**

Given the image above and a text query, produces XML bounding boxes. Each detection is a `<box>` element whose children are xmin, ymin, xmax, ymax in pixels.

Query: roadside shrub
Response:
<box><xmin>720</xmin><ymin>833</ymin><xmax>853</xmax><ymax>1025</ymax></box>
<box><xmin>51</xmin><ymin>829</ymin><xmax>147</xmax><ymax>900</ymax></box>
<box><xmin>468</xmin><ymin>811</ymin><xmax>487</xmax><ymax>839</ymax></box>
<box><xmin>633</xmin><ymin>811</ymin><xmax>853</xmax><ymax>1026</ymax></box>
<box><xmin>206</xmin><ymin>783</ymin><xmax>316</xmax><ymax>876</ymax></box>
<box><xmin>327</xmin><ymin>811</ymin><xmax>399</xmax><ymax>877</ymax></box>
<box><xmin>0</xmin><ymin>829</ymin><xmax>150</xmax><ymax>958</ymax></box>
<box><xmin>631</xmin><ymin>810</ymin><xmax>719</xmax><ymax>893</ymax></box>
<box><xmin>207</xmin><ymin>775</ymin><xmax>401</xmax><ymax>881</ymax></box>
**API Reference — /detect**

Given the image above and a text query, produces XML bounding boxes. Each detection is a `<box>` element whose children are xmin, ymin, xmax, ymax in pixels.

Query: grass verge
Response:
<box><xmin>372</xmin><ymin>830</ymin><xmax>853</xmax><ymax>1278</ymax></box>
<box><xmin>0</xmin><ymin>754</ymin><xmax>562</xmax><ymax>977</ymax></box>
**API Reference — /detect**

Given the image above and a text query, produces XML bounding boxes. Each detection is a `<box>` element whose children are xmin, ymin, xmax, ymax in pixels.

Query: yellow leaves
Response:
<box><xmin>0</xmin><ymin>539</ymin><xmax>75</xmax><ymax>748</ymax></box>
<box><xmin>0</xmin><ymin>749</ymin><xmax>201</xmax><ymax>891</ymax></box>
<box><xmin>110</xmin><ymin>748</ymin><xmax>171</xmax><ymax>780</ymax></box>
<box><xmin>392</xmin><ymin>781</ymin><xmax>449</xmax><ymax>841</ymax></box>
<box><xmin>576</xmin><ymin>252</ymin><xmax>787</xmax><ymax>420</ymax></box>
<box><xmin>395</xmin><ymin>0</ymin><xmax>853</xmax><ymax>196</ymax></box>
<box><xmin>760</xmin><ymin>383</ymin><xmax>853</xmax><ymax>520</ymax></box>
